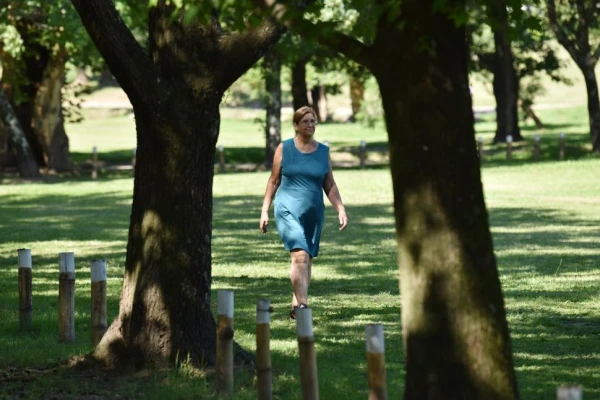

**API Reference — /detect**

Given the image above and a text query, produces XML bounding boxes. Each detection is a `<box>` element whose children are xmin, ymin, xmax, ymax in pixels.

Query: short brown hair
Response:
<box><xmin>293</xmin><ymin>106</ymin><xmax>316</xmax><ymax>125</ymax></box>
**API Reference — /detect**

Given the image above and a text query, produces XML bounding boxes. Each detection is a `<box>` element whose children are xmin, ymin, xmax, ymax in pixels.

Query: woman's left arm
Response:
<box><xmin>323</xmin><ymin>153</ymin><xmax>348</xmax><ymax>231</ymax></box>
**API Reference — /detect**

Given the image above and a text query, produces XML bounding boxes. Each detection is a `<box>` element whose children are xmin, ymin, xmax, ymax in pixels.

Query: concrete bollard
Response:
<box><xmin>132</xmin><ymin>148</ymin><xmax>137</xmax><ymax>170</ymax></box>
<box><xmin>359</xmin><ymin>140</ymin><xmax>367</xmax><ymax>169</ymax></box>
<box><xmin>18</xmin><ymin>249</ymin><xmax>33</xmax><ymax>331</ymax></box>
<box><xmin>218</xmin><ymin>145</ymin><xmax>225</xmax><ymax>173</ymax></box>
<box><xmin>216</xmin><ymin>289</ymin><xmax>234</xmax><ymax>395</ymax></box>
<box><xmin>296</xmin><ymin>307</ymin><xmax>319</xmax><ymax>400</ymax></box>
<box><xmin>365</xmin><ymin>324</ymin><xmax>387</xmax><ymax>400</ymax></box>
<box><xmin>534</xmin><ymin>135</ymin><xmax>540</xmax><ymax>161</ymax></box>
<box><xmin>256</xmin><ymin>299</ymin><xmax>272</xmax><ymax>400</ymax></box>
<box><xmin>58</xmin><ymin>252</ymin><xmax>76</xmax><ymax>342</ymax></box>
<box><xmin>90</xmin><ymin>259</ymin><xmax>107</xmax><ymax>347</ymax></box>
<box><xmin>559</xmin><ymin>132</ymin><xmax>565</xmax><ymax>160</ymax></box>
<box><xmin>477</xmin><ymin>136</ymin><xmax>484</xmax><ymax>163</ymax></box>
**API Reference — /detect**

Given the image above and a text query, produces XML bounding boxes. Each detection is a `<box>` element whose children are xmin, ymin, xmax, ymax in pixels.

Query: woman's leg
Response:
<box><xmin>290</xmin><ymin>249</ymin><xmax>311</xmax><ymax>306</ymax></box>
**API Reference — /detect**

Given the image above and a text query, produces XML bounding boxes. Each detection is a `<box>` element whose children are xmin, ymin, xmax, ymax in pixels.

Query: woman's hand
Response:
<box><xmin>259</xmin><ymin>211</ymin><xmax>269</xmax><ymax>233</ymax></box>
<box><xmin>338</xmin><ymin>209</ymin><xmax>348</xmax><ymax>231</ymax></box>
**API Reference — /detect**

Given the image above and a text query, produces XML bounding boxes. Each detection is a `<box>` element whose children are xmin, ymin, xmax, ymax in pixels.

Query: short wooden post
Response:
<box><xmin>256</xmin><ymin>299</ymin><xmax>272</xmax><ymax>400</ymax></box>
<box><xmin>91</xmin><ymin>146</ymin><xmax>98</xmax><ymax>180</ymax></box>
<box><xmin>90</xmin><ymin>259</ymin><xmax>107</xmax><ymax>347</ymax></box>
<box><xmin>365</xmin><ymin>324</ymin><xmax>387</xmax><ymax>400</ymax></box>
<box><xmin>477</xmin><ymin>136</ymin><xmax>484</xmax><ymax>163</ymax></box>
<box><xmin>359</xmin><ymin>140</ymin><xmax>367</xmax><ymax>169</ymax></box>
<box><xmin>58</xmin><ymin>252</ymin><xmax>76</xmax><ymax>342</ymax></box>
<box><xmin>132</xmin><ymin>148</ymin><xmax>137</xmax><ymax>169</ymax></box>
<box><xmin>557</xmin><ymin>385</ymin><xmax>582</xmax><ymax>400</ymax></box>
<box><xmin>534</xmin><ymin>135</ymin><xmax>541</xmax><ymax>161</ymax></box>
<box><xmin>296</xmin><ymin>307</ymin><xmax>318</xmax><ymax>400</ymax></box>
<box><xmin>218</xmin><ymin>145</ymin><xmax>226</xmax><ymax>173</ymax></box>
<box><xmin>216</xmin><ymin>289</ymin><xmax>234</xmax><ymax>395</ymax></box>
<box><xmin>506</xmin><ymin>135</ymin><xmax>513</xmax><ymax>161</ymax></box>
<box><xmin>18</xmin><ymin>248</ymin><xmax>33</xmax><ymax>331</ymax></box>
<box><xmin>559</xmin><ymin>132</ymin><xmax>565</xmax><ymax>160</ymax></box>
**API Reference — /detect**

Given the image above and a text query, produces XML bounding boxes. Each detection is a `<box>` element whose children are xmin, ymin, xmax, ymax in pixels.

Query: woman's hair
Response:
<box><xmin>293</xmin><ymin>106</ymin><xmax>316</xmax><ymax>125</ymax></box>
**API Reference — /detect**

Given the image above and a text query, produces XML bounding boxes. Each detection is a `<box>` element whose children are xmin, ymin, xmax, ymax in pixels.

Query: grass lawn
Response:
<box><xmin>1</xmin><ymin>106</ymin><xmax>599</xmax><ymax>398</ymax></box>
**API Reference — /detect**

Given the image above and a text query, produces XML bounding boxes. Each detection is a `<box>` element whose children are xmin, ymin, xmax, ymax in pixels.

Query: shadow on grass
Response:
<box><xmin>0</xmin><ymin>189</ymin><xmax>598</xmax><ymax>398</ymax></box>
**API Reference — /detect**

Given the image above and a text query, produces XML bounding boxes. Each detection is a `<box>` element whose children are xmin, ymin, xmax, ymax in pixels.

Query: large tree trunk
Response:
<box><xmin>72</xmin><ymin>0</ymin><xmax>284</xmax><ymax>369</ymax></box>
<box><xmin>582</xmin><ymin>65</ymin><xmax>600</xmax><ymax>151</ymax></box>
<box><xmin>291</xmin><ymin>57</ymin><xmax>310</xmax><ymax>110</ymax></box>
<box><xmin>370</xmin><ymin>2</ymin><xmax>519</xmax><ymax>398</ymax></box>
<box><xmin>0</xmin><ymin>86</ymin><xmax>41</xmax><ymax>178</ymax></box>
<box><xmin>490</xmin><ymin>1</ymin><xmax>522</xmax><ymax>143</ymax></box>
<box><xmin>264</xmin><ymin>49</ymin><xmax>282</xmax><ymax>169</ymax></box>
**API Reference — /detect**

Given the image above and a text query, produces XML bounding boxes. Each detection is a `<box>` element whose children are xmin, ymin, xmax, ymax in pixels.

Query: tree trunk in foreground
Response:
<box><xmin>0</xmin><ymin>85</ymin><xmax>41</xmax><ymax>178</ymax></box>
<box><xmin>582</xmin><ymin>65</ymin><xmax>600</xmax><ymax>151</ymax></box>
<box><xmin>264</xmin><ymin>48</ymin><xmax>282</xmax><ymax>169</ymax></box>
<box><xmin>368</xmin><ymin>2</ymin><xmax>519</xmax><ymax>398</ymax></box>
<box><xmin>72</xmin><ymin>0</ymin><xmax>283</xmax><ymax>369</ymax></box>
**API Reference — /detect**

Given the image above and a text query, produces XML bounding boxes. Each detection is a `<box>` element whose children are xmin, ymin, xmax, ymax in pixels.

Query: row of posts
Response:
<box><xmin>17</xmin><ymin>249</ymin><xmax>107</xmax><ymax>346</ymax></box>
<box><xmin>478</xmin><ymin>133</ymin><xmax>567</xmax><ymax>162</ymax></box>
<box><xmin>215</xmin><ymin>290</ymin><xmax>388</xmax><ymax>400</ymax></box>
<box><xmin>90</xmin><ymin>146</ymin><xmax>137</xmax><ymax>180</ymax></box>
<box><xmin>216</xmin><ymin>140</ymin><xmax>370</xmax><ymax>173</ymax></box>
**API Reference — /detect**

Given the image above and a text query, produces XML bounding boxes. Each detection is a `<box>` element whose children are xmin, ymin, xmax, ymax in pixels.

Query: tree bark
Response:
<box><xmin>264</xmin><ymin>48</ymin><xmax>282</xmax><ymax>169</ymax></box>
<box><xmin>349</xmin><ymin>75</ymin><xmax>365</xmax><ymax>121</ymax></box>
<box><xmin>369</xmin><ymin>3</ymin><xmax>519</xmax><ymax>396</ymax></box>
<box><xmin>0</xmin><ymin>85</ymin><xmax>41</xmax><ymax>178</ymax></box>
<box><xmin>310</xmin><ymin>85</ymin><xmax>327</xmax><ymax>122</ymax></box>
<box><xmin>72</xmin><ymin>0</ymin><xmax>284</xmax><ymax>369</ymax></box>
<box><xmin>547</xmin><ymin>0</ymin><xmax>600</xmax><ymax>152</ymax></box>
<box><xmin>291</xmin><ymin>57</ymin><xmax>310</xmax><ymax>111</ymax></box>
<box><xmin>490</xmin><ymin>1</ymin><xmax>522</xmax><ymax>143</ymax></box>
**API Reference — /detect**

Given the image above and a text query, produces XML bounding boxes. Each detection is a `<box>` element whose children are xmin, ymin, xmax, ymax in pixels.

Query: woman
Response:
<box><xmin>259</xmin><ymin>106</ymin><xmax>348</xmax><ymax>319</ymax></box>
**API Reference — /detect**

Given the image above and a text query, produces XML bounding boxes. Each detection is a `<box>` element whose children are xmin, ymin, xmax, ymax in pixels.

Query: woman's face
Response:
<box><xmin>294</xmin><ymin>112</ymin><xmax>317</xmax><ymax>136</ymax></box>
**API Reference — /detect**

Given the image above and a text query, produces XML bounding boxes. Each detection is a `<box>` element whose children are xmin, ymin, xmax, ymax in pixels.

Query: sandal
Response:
<box><xmin>290</xmin><ymin>303</ymin><xmax>308</xmax><ymax>320</ymax></box>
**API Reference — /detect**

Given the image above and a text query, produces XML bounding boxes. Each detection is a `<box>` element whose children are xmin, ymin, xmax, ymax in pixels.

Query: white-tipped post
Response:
<box><xmin>557</xmin><ymin>385</ymin><xmax>582</xmax><ymax>400</ymax></box>
<box><xmin>90</xmin><ymin>259</ymin><xmax>107</xmax><ymax>347</ymax></box>
<box><xmin>534</xmin><ymin>134</ymin><xmax>541</xmax><ymax>161</ymax></box>
<box><xmin>256</xmin><ymin>299</ymin><xmax>272</xmax><ymax>400</ymax></box>
<box><xmin>58</xmin><ymin>252</ymin><xmax>76</xmax><ymax>342</ymax></box>
<box><xmin>92</xmin><ymin>146</ymin><xmax>98</xmax><ymax>180</ymax></box>
<box><xmin>477</xmin><ymin>136</ymin><xmax>484</xmax><ymax>163</ymax></box>
<box><xmin>218</xmin><ymin>144</ymin><xmax>225</xmax><ymax>173</ymax></box>
<box><xmin>559</xmin><ymin>132</ymin><xmax>565</xmax><ymax>160</ymax></box>
<box><xmin>506</xmin><ymin>135</ymin><xmax>513</xmax><ymax>160</ymax></box>
<box><xmin>216</xmin><ymin>289</ymin><xmax>234</xmax><ymax>395</ymax></box>
<box><xmin>365</xmin><ymin>324</ymin><xmax>387</xmax><ymax>400</ymax></box>
<box><xmin>296</xmin><ymin>307</ymin><xmax>319</xmax><ymax>400</ymax></box>
<box><xmin>17</xmin><ymin>249</ymin><xmax>33</xmax><ymax>331</ymax></box>
<box><xmin>359</xmin><ymin>140</ymin><xmax>367</xmax><ymax>169</ymax></box>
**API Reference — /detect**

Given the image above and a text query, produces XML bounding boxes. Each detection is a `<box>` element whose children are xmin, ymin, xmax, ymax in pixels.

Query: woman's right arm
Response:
<box><xmin>259</xmin><ymin>143</ymin><xmax>283</xmax><ymax>233</ymax></box>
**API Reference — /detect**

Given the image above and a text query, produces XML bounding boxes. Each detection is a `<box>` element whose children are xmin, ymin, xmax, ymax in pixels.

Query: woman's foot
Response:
<box><xmin>290</xmin><ymin>303</ymin><xmax>308</xmax><ymax>320</ymax></box>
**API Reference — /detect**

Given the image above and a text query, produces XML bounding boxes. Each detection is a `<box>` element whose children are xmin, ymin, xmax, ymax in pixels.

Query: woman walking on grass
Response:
<box><xmin>259</xmin><ymin>106</ymin><xmax>348</xmax><ymax>319</ymax></box>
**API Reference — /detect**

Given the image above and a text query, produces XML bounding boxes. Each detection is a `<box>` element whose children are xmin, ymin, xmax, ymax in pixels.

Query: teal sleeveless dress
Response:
<box><xmin>275</xmin><ymin>138</ymin><xmax>329</xmax><ymax>257</ymax></box>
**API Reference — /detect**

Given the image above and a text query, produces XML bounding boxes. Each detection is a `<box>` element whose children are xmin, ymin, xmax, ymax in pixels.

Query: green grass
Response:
<box><xmin>1</xmin><ymin>161</ymin><xmax>599</xmax><ymax>398</ymax></box>
<box><xmin>1</xmin><ymin>104</ymin><xmax>599</xmax><ymax>398</ymax></box>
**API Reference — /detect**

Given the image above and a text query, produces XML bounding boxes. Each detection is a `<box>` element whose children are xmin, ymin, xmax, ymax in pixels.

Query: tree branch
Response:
<box><xmin>71</xmin><ymin>0</ymin><xmax>158</xmax><ymax>107</ymax></box>
<box><xmin>546</xmin><ymin>0</ymin><xmax>582</xmax><ymax>67</ymax></box>
<box><xmin>251</xmin><ymin>0</ymin><xmax>372</xmax><ymax>69</ymax></box>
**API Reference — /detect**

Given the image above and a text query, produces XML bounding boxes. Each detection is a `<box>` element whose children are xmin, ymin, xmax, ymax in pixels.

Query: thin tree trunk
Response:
<box><xmin>371</xmin><ymin>2</ymin><xmax>519</xmax><ymax>398</ymax></box>
<box><xmin>490</xmin><ymin>1</ymin><xmax>521</xmax><ymax>143</ymax></box>
<box><xmin>264</xmin><ymin>49</ymin><xmax>282</xmax><ymax>169</ymax></box>
<box><xmin>582</xmin><ymin>66</ymin><xmax>600</xmax><ymax>151</ymax></box>
<box><xmin>0</xmin><ymin>85</ymin><xmax>41</xmax><ymax>178</ymax></box>
<box><xmin>310</xmin><ymin>85</ymin><xmax>327</xmax><ymax>122</ymax></box>
<box><xmin>291</xmin><ymin>57</ymin><xmax>310</xmax><ymax>111</ymax></box>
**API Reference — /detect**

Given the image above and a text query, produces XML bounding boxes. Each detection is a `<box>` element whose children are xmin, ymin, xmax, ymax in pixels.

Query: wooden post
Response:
<box><xmin>18</xmin><ymin>248</ymin><xmax>33</xmax><ymax>331</ymax></box>
<box><xmin>90</xmin><ymin>259</ymin><xmax>107</xmax><ymax>347</ymax></box>
<box><xmin>218</xmin><ymin>145</ymin><xmax>226</xmax><ymax>173</ymax></box>
<box><xmin>534</xmin><ymin>135</ymin><xmax>540</xmax><ymax>161</ymax></box>
<box><xmin>132</xmin><ymin>148</ymin><xmax>137</xmax><ymax>169</ymax></box>
<box><xmin>506</xmin><ymin>135</ymin><xmax>513</xmax><ymax>161</ymax></box>
<box><xmin>58</xmin><ymin>252</ymin><xmax>76</xmax><ymax>342</ymax></box>
<box><xmin>359</xmin><ymin>140</ymin><xmax>367</xmax><ymax>169</ymax></box>
<box><xmin>256</xmin><ymin>299</ymin><xmax>272</xmax><ymax>400</ymax></box>
<box><xmin>216</xmin><ymin>289</ymin><xmax>234</xmax><ymax>395</ymax></box>
<box><xmin>365</xmin><ymin>324</ymin><xmax>387</xmax><ymax>400</ymax></box>
<box><xmin>477</xmin><ymin>136</ymin><xmax>484</xmax><ymax>163</ymax></box>
<box><xmin>557</xmin><ymin>385</ymin><xmax>582</xmax><ymax>400</ymax></box>
<box><xmin>296</xmin><ymin>307</ymin><xmax>319</xmax><ymax>400</ymax></box>
<box><xmin>559</xmin><ymin>132</ymin><xmax>565</xmax><ymax>160</ymax></box>
<box><xmin>91</xmin><ymin>146</ymin><xmax>98</xmax><ymax>180</ymax></box>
